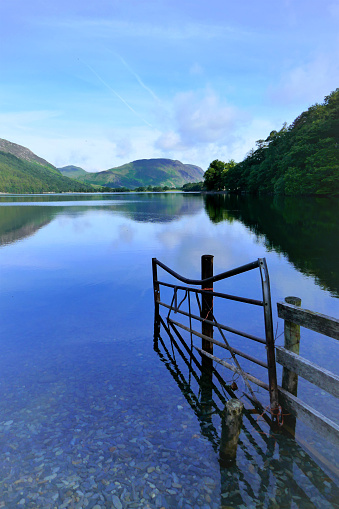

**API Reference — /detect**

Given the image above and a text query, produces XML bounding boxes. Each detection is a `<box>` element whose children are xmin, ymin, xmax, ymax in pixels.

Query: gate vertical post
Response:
<box><xmin>152</xmin><ymin>258</ymin><xmax>160</xmax><ymax>340</ymax></box>
<box><xmin>201</xmin><ymin>255</ymin><xmax>214</xmax><ymax>354</ymax></box>
<box><xmin>200</xmin><ymin>254</ymin><xmax>214</xmax><ymax>416</ymax></box>
<box><xmin>259</xmin><ymin>258</ymin><xmax>279</xmax><ymax>414</ymax></box>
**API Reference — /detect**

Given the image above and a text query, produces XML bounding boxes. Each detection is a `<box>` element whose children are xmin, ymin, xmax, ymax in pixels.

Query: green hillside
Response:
<box><xmin>75</xmin><ymin>158</ymin><xmax>204</xmax><ymax>189</ymax></box>
<box><xmin>58</xmin><ymin>165</ymin><xmax>88</xmax><ymax>178</ymax></box>
<box><xmin>0</xmin><ymin>150</ymin><xmax>93</xmax><ymax>194</ymax></box>
<box><xmin>204</xmin><ymin>89</ymin><xmax>339</xmax><ymax>196</ymax></box>
<box><xmin>0</xmin><ymin>138</ymin><xmax>54</xmax><ymax>168</ymax></box>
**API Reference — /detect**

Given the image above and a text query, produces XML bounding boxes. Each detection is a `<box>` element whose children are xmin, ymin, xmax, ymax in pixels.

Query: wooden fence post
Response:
<box><xmin>281</xmin><ymin>296</ymin><xmax>301</xmax><ymax>435</ymax></box>
<box><xmin>219</xmin><ymin>398</ymin><xmax>244</xmax><ymax>465</ymax></box>
<box><xmin>201</xmin><ymin>255</ymin><xmax>214</xmax><ymax>354</ymax></box>
<box><xmin>282</xmin><ymin>296</ymin><xmax>302</xmax><ymax>395</ymax></box>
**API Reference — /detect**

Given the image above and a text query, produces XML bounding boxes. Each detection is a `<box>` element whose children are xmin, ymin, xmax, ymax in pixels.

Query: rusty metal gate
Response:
<box><xmin>152</xmin><ymin>255</ymin><xmax>279</xmax><ymax>414</ymax></box>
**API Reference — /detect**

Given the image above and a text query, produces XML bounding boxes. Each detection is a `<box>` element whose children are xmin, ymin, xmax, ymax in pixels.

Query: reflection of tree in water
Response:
<box><xmin>204</xmin><ymin>194</ymin><xmax>339</xmax><ymax>297</ymax></box>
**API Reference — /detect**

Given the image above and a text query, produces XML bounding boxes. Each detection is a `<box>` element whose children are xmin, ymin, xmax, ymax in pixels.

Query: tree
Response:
<box><xmin>204</xmin><ymin>160</ymin><xmax>226</xmax><ymax>190</ymax></box>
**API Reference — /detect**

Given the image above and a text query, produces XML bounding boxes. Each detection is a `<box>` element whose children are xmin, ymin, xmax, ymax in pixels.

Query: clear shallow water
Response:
<box><xmin>0</xmin><ymin>193</ymin><xmax>338</xmax><ymax>508</ymax></box>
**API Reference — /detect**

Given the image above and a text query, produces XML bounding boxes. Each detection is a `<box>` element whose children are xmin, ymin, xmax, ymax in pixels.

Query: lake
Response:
<box><xmin>0</xmin><ymin>192</ymin><xmax>338</xmax><ymax>509</ymax></box>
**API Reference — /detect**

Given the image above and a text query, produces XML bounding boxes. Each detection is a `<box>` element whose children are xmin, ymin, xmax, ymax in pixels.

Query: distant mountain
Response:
<box><xmin>0</xmin><ymin>139</ymin><xmax>204</xmax><ymax>193</ymax></box>
<box><xmin>0</xmin><ymin>138</ymin><xmax>54</xmax><ymax>168</ymax></box>
<box><xmin>0</xmin><ymin>139</ymin><xmax>93</xmax><ymax>194</ymax></box>
<box><xmin>58</xmin><ymin>165</ymin><xmax>88</xmax><ymax>178</ymax></box>
<box><xmin>74</xmin><ymin>158</ymin><xmax>204</xmax><ymax>189</ymax></box>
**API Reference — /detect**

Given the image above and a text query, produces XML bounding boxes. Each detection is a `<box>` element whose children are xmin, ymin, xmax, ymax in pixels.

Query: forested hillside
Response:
<box><xmin>204</xmin><ymin>89</ymin><xmax>339</xmax><ymax>195</ymax></box>
<box><xmin>0</xmin><ymin>151</ymin><xmax>93</xmax><ymax>193</ymax></box>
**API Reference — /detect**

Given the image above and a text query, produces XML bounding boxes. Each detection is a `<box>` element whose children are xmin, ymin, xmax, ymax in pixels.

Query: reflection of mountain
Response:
<box><xmin>0</xmin><ymin>206</ymin><xmax>58</xmax><ymax>246</ymax></box>
<box><xmin>115</xmin><ymin>193</ymin><xmax>203</xmax><ymax>223</ymax></box>
<box><xmin>0</xmin><ymin>194</ymin><xmax>204</xmax><ymax>245</ymax></box>
<box><xmin>204</xmin><ymin>194</ymin><xmax>339</xmax><ymax>297</ymax></box>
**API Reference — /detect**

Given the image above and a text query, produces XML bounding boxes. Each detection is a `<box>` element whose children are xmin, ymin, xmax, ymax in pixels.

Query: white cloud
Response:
<box><xmin>115</xmin><ymin>138</ymin><xmax>133</xmax><ymax>160</ymax></box>
<box><xmin>156</xmin><ymin>131</ymin><xmax>181</xmax><ymax>151</ymax></box>
<box><xmin>270</xmin><ymin>51</ymin><xmax>339</xmax><ymax>105</ymax></box>
<box><xmin>41</xmin><ymin>130</ymin><xmax>161</xmax><ymax>171</ymax></box>
<box><xmin>152</xmin><ymin>89</ymin><xmax>275</xmax><ymax>167</ymax></box>
<box><xmin>155</xmin><ymin>89</ymin><xmax>241</xmax><ymax>151</ymax></box>
<box><xmin>50</xmin><ymin>18</ymin><xmax>244</xmax><ymax>42</ymax></box>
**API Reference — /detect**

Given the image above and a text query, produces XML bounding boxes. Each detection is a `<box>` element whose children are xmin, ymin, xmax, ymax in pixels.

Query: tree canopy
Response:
<box><xmin>204</xmin><ymin>89</ymin><xmax>339</xmax><ymax>196</ymax></box>
<box><xmin>204</xmin><ymin>159</ymin><xmax>236</xmax><ymax>191</ymax></box>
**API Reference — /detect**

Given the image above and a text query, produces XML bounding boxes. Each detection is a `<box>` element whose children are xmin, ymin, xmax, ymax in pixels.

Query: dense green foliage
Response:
<box><xmin>204</xmin><ymin>89</ymin><xmax>339</xmax><ymax>195</ymax></box>
<box><xmin>182</xmin><ymin>181</ymin><xmax>204</xmax><ymax>191</ymax></box>
<box><xmin>204</xmin><ymin>160</ymin><xmax>236</xmax><ymax>190</ymax></box>
<box><xmin>75</xmin><ymin>159</ymin><xmax>204</xmax><ymax>189</ymax></box>
<box><xmin>0</xmin><ymin>151</ymin><xmax>94</xmax><ymax>193</ymax></box>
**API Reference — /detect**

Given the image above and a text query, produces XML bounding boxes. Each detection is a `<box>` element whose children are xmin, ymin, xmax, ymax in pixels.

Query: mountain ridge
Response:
<box><xmin>69</xmin><ymin>158</ymin><xmax>204</xmax><ymax>189</ymax></box>
<box><xmin>0</xmin><ymin>138</ymin><xmax>204</xmax><ymax>193</ymax></box>
<box><xmin>0</xmin><ymin>138</ymin><xmax>55</xmax><ymax>169</ymax></box>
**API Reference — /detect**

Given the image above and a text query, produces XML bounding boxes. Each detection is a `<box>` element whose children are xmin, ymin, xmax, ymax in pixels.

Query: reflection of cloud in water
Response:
<box><xmin>119</xmin><ymin>224</ymin><xmax>135</xmax><ymax>244</ymax></box>
<box><xmin>156</xmin><ymin>216</ymin><xmax>263</xmax><ymax>277</ymax></box>
<box><xmin>110</xmin><ymin>223</ymin><xmax>136</xmax><ymax>248</ymax></box>
<box><xmin>56</xmin><ymin>214</ymin><xmax>94</xmax><ymax>234</ymax></box>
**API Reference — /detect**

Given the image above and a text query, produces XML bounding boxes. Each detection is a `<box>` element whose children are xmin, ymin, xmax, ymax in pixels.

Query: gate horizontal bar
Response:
<box><xmin>154</xmin><ymin>258</ymin><xmax>260</xmax><ymax>286</ymax></box>
<box><xmin>157</xmin><ymin>280</ymin><xmax>263</xmax><ymax>306</ymax></box>
<box><xmin>194</xmin><ymin>346</ymin><xmax>269</xmax><ymax>390</ymax></box>
<box><xmin>159</xmin><ymin>301</ymin><xmax>266</xmax><ymax>344</ymax></box>
<box><xmin>169</xmin><ymin>318</ymin><xmax>268</xmax><ymax>368</ymax></box>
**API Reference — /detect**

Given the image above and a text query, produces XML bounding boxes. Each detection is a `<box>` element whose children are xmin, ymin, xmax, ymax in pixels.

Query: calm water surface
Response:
<box><xmin>0</xmin><ymin>193</ymin><xmax>338</xmax><ymax>508</ymax></box>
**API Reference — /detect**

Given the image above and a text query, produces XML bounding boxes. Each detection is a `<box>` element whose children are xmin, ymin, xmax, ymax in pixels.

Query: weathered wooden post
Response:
<box><xmin>219</xmin><ymin>398</ymin><xmax>244</xmax><ymax>465</ymax></box>
<box><xmin>152</xmin><ymin>258</ymin><xmax>160</xmax><ymax>342</ymax></box>
<box><xmin>282</xmin><ymin>296</ymin><xmax>302</xmax><ymax>395</ymax></box>
<box><xmin>201</xmin><ymin>254</ymin><xmax>214</xmax><ymax>354</ymax></box>
<box><xmin>281</xmin><ymin>296</ymin><xmax>301</xmax><ymax>435</ymax></box>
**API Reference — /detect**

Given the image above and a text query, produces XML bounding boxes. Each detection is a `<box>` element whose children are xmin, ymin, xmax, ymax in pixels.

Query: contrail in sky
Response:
<box><xmin>115</xmin><ymin>53</ymin><xmax>161</xmax><ymax>103</ymax></box>
<box><xmin>80</xmin><ymin>59</ymin><xmax>153</xmax><ymax>128</ymax></box>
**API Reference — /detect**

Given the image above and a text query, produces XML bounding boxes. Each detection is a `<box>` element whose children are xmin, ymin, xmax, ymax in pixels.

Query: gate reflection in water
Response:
<box><xmin>154</xmin><ymin>315</ymin><xmax>339</xmax><ymax>508</ymax></box>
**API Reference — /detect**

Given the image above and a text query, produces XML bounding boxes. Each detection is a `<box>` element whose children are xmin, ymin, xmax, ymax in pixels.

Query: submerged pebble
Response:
<box><xmin>0</xmin><ymin>341</ymin><xmax>337</xmax><ymax>509</ymax></box>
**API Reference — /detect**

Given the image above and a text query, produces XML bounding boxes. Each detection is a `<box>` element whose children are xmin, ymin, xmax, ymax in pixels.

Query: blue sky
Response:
<box><xmin>1</xmin><ymin>0</ymin><xmax>338</xmax><ymax>171</ymax></box>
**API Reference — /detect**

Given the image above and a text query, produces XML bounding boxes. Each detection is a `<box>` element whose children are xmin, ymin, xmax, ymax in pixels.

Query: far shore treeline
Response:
<box><xmin>201</xmin><ymin>89</ymin><xmax>339</xmax><ymax>196</ymax></box>
<box><xmin>0</xmin><ymin>89</ymin><xmax>338</xmax><ymax>195</ymax></box>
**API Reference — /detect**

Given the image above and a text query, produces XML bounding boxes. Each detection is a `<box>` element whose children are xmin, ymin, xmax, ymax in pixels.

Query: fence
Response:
<box><xmin>153</xmin><ymin>315</ymin><xmax>339</xmax><ymax>506</ymax></box>
<box><xmin>276</xmin><ymin>298</ymin><xmax>339</xmax><ymax>446</ymax></box>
